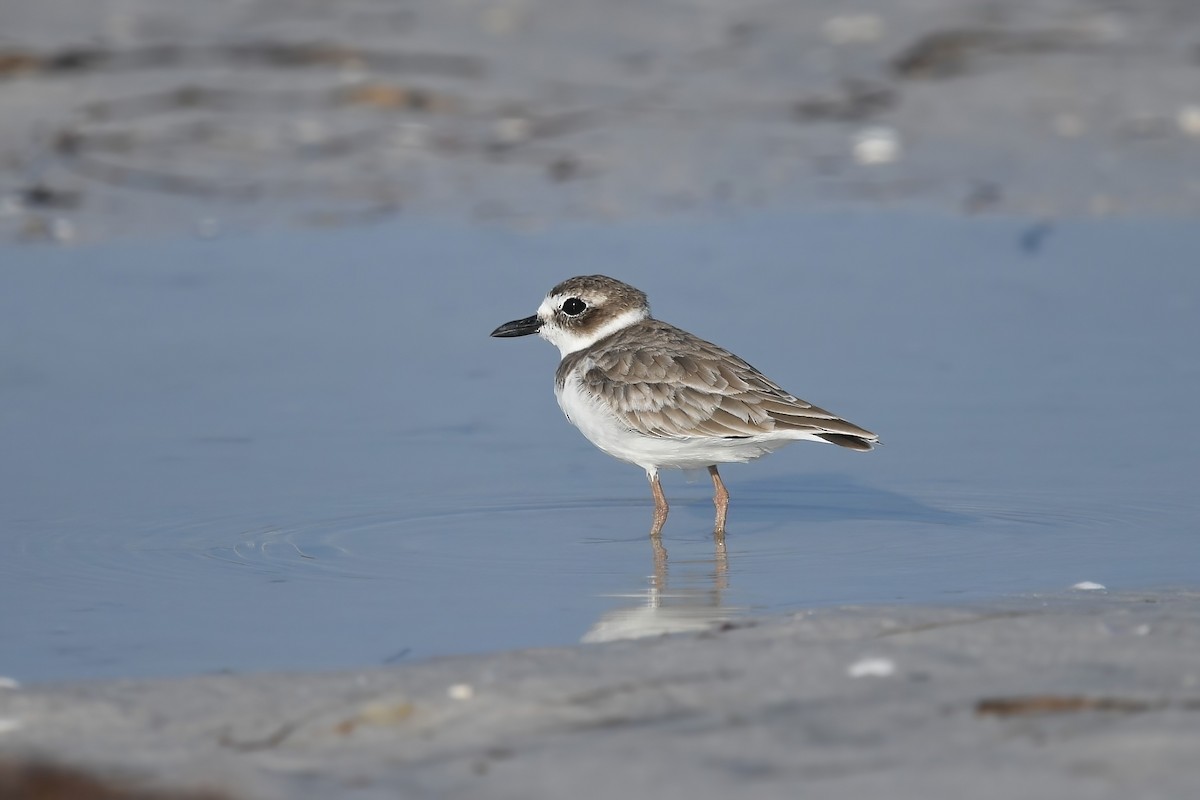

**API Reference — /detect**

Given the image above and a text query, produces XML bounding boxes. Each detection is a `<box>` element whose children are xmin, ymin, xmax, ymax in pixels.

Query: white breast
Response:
<box><xmin>555</xmin><ymin>366</ymin><xmax>798</xmax><ymax>475</ymax></box>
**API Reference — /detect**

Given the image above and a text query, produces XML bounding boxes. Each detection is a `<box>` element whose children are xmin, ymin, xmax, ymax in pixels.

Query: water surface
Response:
<box><xmin>2</xmin><ymin>213</ymin><xmax>1197</xmax><ymax>681</ymax></box>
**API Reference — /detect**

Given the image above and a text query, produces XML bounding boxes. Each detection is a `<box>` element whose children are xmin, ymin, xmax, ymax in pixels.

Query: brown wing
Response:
<box><xmin>570</xmin><ymin>321</ymin><xmax>877</xmax><ymax>449</ymax></box>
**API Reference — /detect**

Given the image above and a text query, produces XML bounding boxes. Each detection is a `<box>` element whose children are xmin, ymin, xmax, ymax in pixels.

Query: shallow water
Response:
<box><xmin>2</xmin><ymin>213</ymin><xmax>1198</xmax><ymax>681</ymax></box>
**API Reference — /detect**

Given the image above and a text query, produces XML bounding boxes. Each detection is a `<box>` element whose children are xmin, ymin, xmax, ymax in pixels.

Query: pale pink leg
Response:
<box><xmin>708</xmin><ymin>465</ymin><xmax>730</xmax><ymax>540</ymax></box>
<box><xmin>648</xmin><ymin>471</ymin><xmax>669</xmax><ymax>538</ymax></box>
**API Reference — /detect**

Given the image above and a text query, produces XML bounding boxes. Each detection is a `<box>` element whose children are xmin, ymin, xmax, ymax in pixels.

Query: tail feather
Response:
<box><xmin>816</xmin><ymin>433</ymin><xmax>876</xmax><ymax>451</ymax></box>
<box><xmin>767</xmin><ymin>402</ymin><xmax>878</xmax><ymax>451</ymax></box>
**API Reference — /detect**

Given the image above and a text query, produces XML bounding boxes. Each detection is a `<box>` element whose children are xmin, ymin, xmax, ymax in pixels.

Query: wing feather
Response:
<box><xmin>575</xmin><ymin>320</ymin><xmax>878</xmax><ymax>448</ymax></box>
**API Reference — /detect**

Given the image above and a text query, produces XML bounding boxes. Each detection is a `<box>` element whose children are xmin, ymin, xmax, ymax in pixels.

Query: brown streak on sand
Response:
<box><xmin>975</xmin><ymin>695</ymin><xmax>1200</xmax><ymax>717</ymax></box>
<box><xmin>0</xmin><ymin>758</ymin><xmax>236</xmax><ymax>800</ymax></box>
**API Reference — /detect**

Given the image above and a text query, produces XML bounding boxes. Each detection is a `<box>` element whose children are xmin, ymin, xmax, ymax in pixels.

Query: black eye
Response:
<box><xmin>562</xmin><ymin>298</ymin><xmax>587</xmax><ymax>316</ymax></box>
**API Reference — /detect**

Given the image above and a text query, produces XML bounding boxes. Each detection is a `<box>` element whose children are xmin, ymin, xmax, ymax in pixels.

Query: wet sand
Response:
<box><xmin>4</xmin><ymin>592</ymin><xmax>1200</xmax><ymax>799</ymax></box>
<box><xmin>2</xmin><ymin>0</ymin><xmax>1200</xmax><ymax>242</ymax></box>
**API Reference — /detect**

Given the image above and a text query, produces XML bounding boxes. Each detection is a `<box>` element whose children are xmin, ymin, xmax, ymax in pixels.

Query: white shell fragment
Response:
<box><xmin>852</xmin><ymin>127</ymin><xmax>901</xmax><ymax>165</ymax></box>
<box><xmin>847</xmin><ymin>657</ymin><xmax>896</xmax><ymax>678</ymax></box>
<box><xmin>1177</xmin><ymin>105</ymin><xmax>1200</xmax><ymax>138</ymax></box>
<box><xmin>447</xmin><ymin>683</ymin><xmax>475</xmax><ymax>701</ymax></box>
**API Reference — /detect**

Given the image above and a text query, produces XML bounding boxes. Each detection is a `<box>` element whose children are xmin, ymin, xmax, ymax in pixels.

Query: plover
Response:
<box><xmin>491</xmin><ymin>275</ymin><xmax>877</xmax><ymax>538</ymax></box>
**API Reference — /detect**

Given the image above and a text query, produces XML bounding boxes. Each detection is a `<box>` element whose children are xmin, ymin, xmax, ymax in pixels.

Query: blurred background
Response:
<box><xmin>1</xmin><ymin>1</ymin><xmax>1198</xmax><ymax>683</ymax></box>
<box><xmin>2</xmin><ymin>0</ymin><xmax>1199</xmax><ymax>242</ymax></box>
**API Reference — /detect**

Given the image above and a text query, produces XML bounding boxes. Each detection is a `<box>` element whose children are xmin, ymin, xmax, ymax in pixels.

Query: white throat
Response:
<box><xmin>538</xmin><ymin>305</ymin><xmax>648</xmax><ymax>358</ymax></box>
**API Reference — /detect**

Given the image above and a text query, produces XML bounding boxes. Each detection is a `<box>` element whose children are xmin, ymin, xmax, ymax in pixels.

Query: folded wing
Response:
<box><xmin>575</xmin><ymin>321</ymin><xmax>878</xmax><ymax>450</ymax></box>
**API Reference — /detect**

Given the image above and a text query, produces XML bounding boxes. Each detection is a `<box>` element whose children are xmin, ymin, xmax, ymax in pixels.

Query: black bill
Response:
<box><xmin>490</xmin><ymin>315</ymin><xmax>542</xmax><ymax>338</ymax></box>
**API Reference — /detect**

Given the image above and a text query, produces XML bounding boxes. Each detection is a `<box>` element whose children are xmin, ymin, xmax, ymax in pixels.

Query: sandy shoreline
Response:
<box><xmin>4</xmin><ymin>590</ymin><xmax>1200</xmax><ymax>798</ymax></box>
<box><xmin>2</xmin><ymin>0</ymin><xmax>1200</xmax><ymax>243</ymax></box>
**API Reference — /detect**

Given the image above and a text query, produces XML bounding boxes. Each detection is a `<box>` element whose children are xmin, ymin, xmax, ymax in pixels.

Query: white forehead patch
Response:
<box><xmin>536</xmin><ymin>296</ymin><xmax>557</xmax><ymax>321</ymax></box>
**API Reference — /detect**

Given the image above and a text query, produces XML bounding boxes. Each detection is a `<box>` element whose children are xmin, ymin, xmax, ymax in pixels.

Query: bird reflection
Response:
<box><xmin>581</xmin><ymin>534</ymin><xmax>740</xmax><ymax>643</ymax></box>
